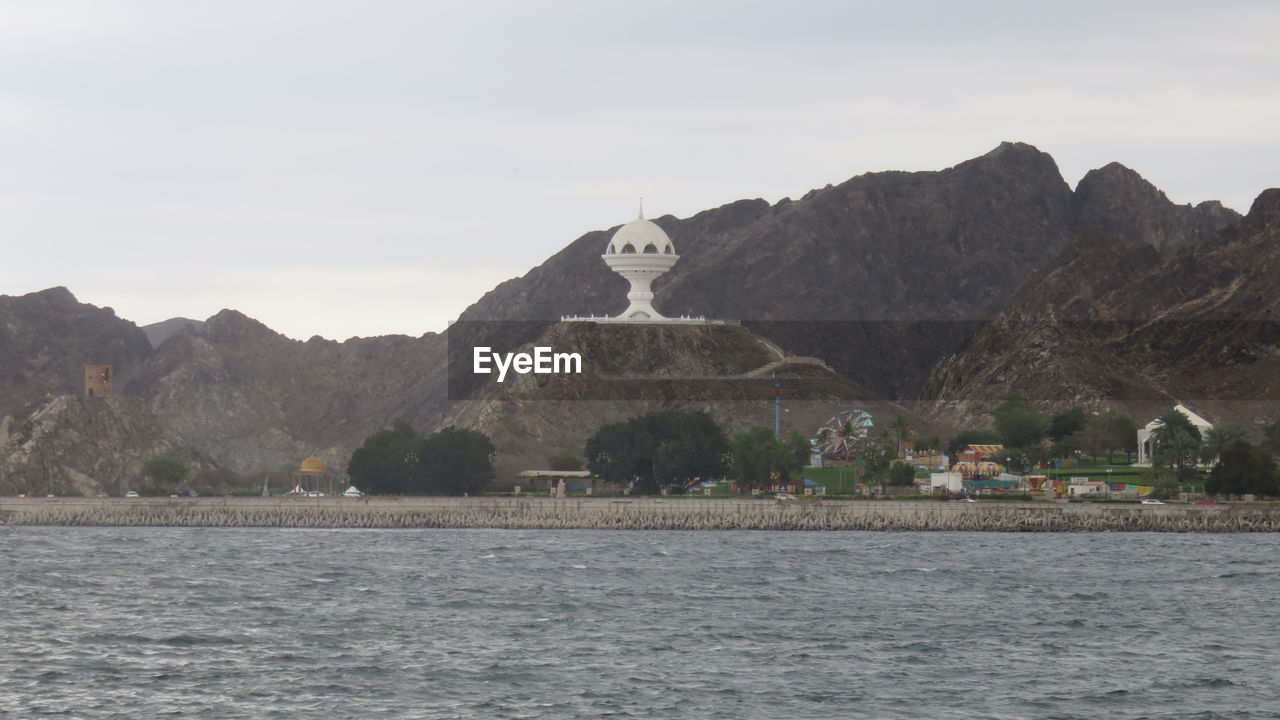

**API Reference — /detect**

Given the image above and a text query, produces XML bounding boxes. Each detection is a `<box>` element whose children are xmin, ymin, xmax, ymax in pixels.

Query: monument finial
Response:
<box><xmin>638</xmin><ymin>197</ymin><xmax>644</xmax><ymax>220</ymax></box>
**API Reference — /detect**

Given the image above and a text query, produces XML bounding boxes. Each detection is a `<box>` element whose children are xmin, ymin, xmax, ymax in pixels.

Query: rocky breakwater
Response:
<box><xmin>2</xmin><ymin>497</ymin><xmax>1278</xmax><ymax>532</ymax></box>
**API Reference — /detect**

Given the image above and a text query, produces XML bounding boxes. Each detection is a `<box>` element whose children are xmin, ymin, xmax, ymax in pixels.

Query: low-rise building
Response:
<box><xmin>1067</xmin><ymin>481</ymin><xmax>1110</xmax><ymax>498</ymax></box>
<box><xmin>930</xmin><ymin>472</ymin><xmax>964</xmax><ymax>494</ymax></box>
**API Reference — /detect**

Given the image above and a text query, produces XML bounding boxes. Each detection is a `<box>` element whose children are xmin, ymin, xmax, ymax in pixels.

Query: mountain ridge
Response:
<box><xmin>0</xmin><ymin>142</ymin><xmax>1259</xmax><ymax>492</ymax></box>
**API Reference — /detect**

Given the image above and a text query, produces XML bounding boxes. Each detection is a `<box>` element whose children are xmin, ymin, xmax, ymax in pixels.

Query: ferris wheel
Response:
<box><xmin>813</xmin><ymin>409</ymin><xmax>874</xmax><ymax>459</ymax></box>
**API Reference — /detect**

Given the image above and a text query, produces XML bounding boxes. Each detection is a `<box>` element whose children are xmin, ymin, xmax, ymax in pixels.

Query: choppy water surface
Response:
<box><xmin>2</xmin><ymin>529</ymin><xmax>1278</xmax><ymax>719</ymax></box>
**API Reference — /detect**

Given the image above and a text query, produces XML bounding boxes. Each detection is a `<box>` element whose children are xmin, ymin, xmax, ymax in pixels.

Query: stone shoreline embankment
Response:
<box><xmin>2</xmin><ymin>496</ymin><xmax>1279</xmax><ymax>532</ymax></box>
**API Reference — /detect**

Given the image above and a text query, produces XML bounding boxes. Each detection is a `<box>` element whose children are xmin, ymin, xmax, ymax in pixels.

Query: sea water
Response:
<box><xmin>2</xmin><ymin>528</ymin><xmax>1278</xmax><ymax>719</ymax></box>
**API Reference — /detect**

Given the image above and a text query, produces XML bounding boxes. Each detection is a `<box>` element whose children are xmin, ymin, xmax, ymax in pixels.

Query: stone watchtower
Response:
<box><xmin>84</xmin><ymin>365</ymin><xmax>113</xmax><ymax>397</ymax></box>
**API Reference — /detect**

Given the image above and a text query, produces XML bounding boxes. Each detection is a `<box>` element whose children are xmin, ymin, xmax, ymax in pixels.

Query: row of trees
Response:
<box><xmin>332</xmin><ymin>404</ymin><xmax>1277</xmax><ymax>498</ymax></box>
<box><xmin>346</xmin><ymin>424</ymin><xmax>495</xmax><ymax>495</ymax></box>
<box><xmin>948</xmin><ymin>399</ymin><xmax>1278</xmax><ymax>497</ymax></box>
<box><xmin>1145</xmin><ymin>408</ymin><xmax>1279</xmax><ymax>496</ymax></box>
<box><xmin>583</xmin><ymin>409</ymin><xmax>918</xmax><ymax>494</ymax></box>
<box><xmin>584</xmin><ymin>410</ymin><xmax>828</xmax><ymax>494</ymax></box>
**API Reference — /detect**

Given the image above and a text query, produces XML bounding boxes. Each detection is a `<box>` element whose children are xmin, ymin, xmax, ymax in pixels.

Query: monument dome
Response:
<box><xmin>602</xmin><ymin>211</ymin><xmax>679</xmax><ymax>320</ymax></box>
<box><xmin>562</xmin><ymin>204</ymin><xmax>714</xmax><ymax>324</ymax></box>
<box><xmin>606</xmin><ymin>218</ymin><xmax>675</xmax><ymax>256</ymax></box>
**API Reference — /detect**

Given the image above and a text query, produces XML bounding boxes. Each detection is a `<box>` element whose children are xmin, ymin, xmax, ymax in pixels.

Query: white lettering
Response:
<box><xmin>493</xmin><ymin>351</ymin><xmax>514</xmax><ymax>383</ymax></box>
<box><xmin>554</xmin><ymin>351</ymin><xmax>582</xmax><ymax>373</ymax></box>
<box><xmin>473</xmin><ymin>346</ymin><xmax>584</xmax><ymax>382</ymax></box>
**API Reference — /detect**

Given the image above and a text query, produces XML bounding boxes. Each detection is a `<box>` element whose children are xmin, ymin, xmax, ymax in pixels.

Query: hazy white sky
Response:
<box><xmin>1</xmin><ymin>1</ymin><xmax>1276</xmax><ymax>339</ymax></box>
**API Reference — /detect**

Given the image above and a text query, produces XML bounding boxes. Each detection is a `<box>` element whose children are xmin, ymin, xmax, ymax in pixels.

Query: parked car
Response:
<box><xmin>125</xmin><ymin>490</ymin><xmax>139</xmax><ymax>498</ymax></box>
<box><xmin>774</xmin><ymin>492</ymin><xmax>797</xmax><ymax>500</ymax></box>
<box><xmin>1141</xmin><ymin>499</ymin><xmax>1165</xmax><ymax>505</ymax></box>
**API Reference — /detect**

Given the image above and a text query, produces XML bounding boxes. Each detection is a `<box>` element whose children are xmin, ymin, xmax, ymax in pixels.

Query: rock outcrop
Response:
<box><xmin>0</xmin><ymin>287</ymin><xmax>152</xmax><ymax>416</ymax></box>
<box><xmin>0</xmin><ymin>395</ymin><xmax>179</xmax><ymax>496</ymax></box>
<box><xmin>923</xmin><ymin>187</ymin><xmax>1280</xmax><ymax>427</ymax></box>
<box><xmin>122</xmin><ymin>309</ymin><xmax>449</xmax><ymax>473</ymax></box>
<box><xmin>1072</xmin><ymin>162</ymin><xmax>1241</xmax><ymax>253</ymax></box>
<box><xmin>142</xmin><ymin>317</ymin><xmax>205</xmax><ymax>349</ymax></box>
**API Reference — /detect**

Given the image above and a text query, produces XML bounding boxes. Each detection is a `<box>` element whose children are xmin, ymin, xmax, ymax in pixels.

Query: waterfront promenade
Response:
<box><xmin>2</xmin><ymin>496</ymin><xmax>1279</xmax><ymax>531</ymax></box>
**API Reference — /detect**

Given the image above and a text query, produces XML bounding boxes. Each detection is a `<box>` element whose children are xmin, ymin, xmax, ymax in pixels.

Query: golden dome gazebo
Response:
<box><xmin>294</xmin><ymin>456</ymin><xmax>332</xmax><ymax>495</ymax></box>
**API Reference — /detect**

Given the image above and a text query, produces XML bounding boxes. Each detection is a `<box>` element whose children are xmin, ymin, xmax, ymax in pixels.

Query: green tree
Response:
<box><xmin>585</xmin><ymin>410</ymin><xmax>727</xmax><ymax>494</ymax></box>
<box><xmin>787</xmin><ymin>431</ymin><xmax>812</xmax><ymax>469</ymax></box>
<box><xmin>862</xmin><ymin>441</ymin><xmax>897</xmax><ymax>483</ymax></box>
<box><xmin>838</xmin><ymin>420</ymin><xmax>859</xmax><ymax>460</ymax></box>
<box><xmin>1048</xmin><ymin>407</ymin><xmax>1086</xmax><ymax>442</ymax></box>
<box><xmin>1207</xmin><ymin>438</ymin><xmax>1279</xmax><ymax>498</ymax></box>
<box><xmin>993</xmin><ymin>398</ymin><xmax>1046</xmax><ymax>448</ymax></box>
<box><xmin>1149</xmin><ymin>473</ymin><xmax>1182</xmax><ymax>500</ymax></box>
<box><xmin>887</xmin><ymin>461</ymin><xmax>916</xmax><ymax>487</ymax></box>
<box><xmin>1094</xmin><ymin>412</ymin><xmax>1137</xmax><ymax>464</ymax></box>
<box><xmin>888</xmin><ymin>415</ymin><xmax>911</xmax><ymax>455</ymax></box>
<box><xmin>1050</xmin><ymin>431</ymin><xmax>1088</xmax><ymax>461</ymax></box>
<box><xmin>142</xmin><ymin>455</ymin><xmax>190</xmax><ymax>491</ymax></box>
<box><xmin>1158</xmin><ymin>428</ymin><xmax>1201</xmax><ymax>480</ymax></box>
<box><xmin>1023</xmin><ymin>445</ymin><xmax>1051</xmax><ymax>467</ymax></box>
<box><xmin>347</xmin><ymin>424</ymin><xmax>423</xmax><ymax>494</ymax></box>
<box><xmin>1001</xmin><ymin>448</ymin><xmax>1027</xmax><ymax>474</ymax></box>
<box><xmin>419</xmin><ymin>426</ymin><xmax>496</xmax><ymax>495</ymax></box>
<box><xmin>815</xmin><ymin>427</ymin><xmax>833</xmax><ymax>452</ymax></box>
<box><xmin>913</xmin><ymin>434</ymin><xmax>940</xmax><ymax>452</ymax></box>
<box><xmin>1263</xmin><ymin>420</ymin><xmax>1280</xmax><ymax>457</ymax></box>
<box><xmin>1150</xmin><ymin>408</ymin><xmax>1202</xmax><ymax>448</ymax></box>
<box><xmin>1200</xmin><ymin>422</ymin><xmax>1246</xmax><ymax>465</ymax></box>
<box><xmin>729</xmin><ymin>426</ymin><xmax>799</xmax><ymax>488</ymax></box>
<box><xmin>547</xmin><ymin>451</ymin><xmax>584</xmax><ymax>471</ymax></box>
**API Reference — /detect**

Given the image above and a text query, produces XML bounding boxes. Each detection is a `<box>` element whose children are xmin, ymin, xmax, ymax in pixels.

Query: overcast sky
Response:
<box><xmin>1</xmin><ymin>1</ymin><xmax>1276</xmax><ymax>340</ymax></box>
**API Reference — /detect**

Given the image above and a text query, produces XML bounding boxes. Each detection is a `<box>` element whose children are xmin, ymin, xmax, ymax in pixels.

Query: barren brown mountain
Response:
<box><xmin>0</xmin><ymin>143</ymin><xmax>1257</xmax><ymax>490</ymax></box>
<box><xmin>923</xmin><ymin>188</ymin><xmax>1280</xmax><ymax>429</ymax></box>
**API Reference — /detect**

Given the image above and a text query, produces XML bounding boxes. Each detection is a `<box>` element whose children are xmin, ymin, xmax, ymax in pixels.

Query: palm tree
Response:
<box><xmin>889</xmin><ymin>415</ymin><xmax>911</xmax><ymax>457</ymax></box>
<box><xmin>1158</xmin><ymin>428</ymin><xmax>1201</xmax><ymax>480</ymax></box>
<box><xmin>1150</xmin><ymin>408</ymin><xmax>1201</xmax><ymax>449</ymax></box>
<box><xmin>1200</xmin><ymin>423</ymin><xmax>1245</xmax><ymax>464</ymax></box>
<box><xmin>839</xmin><ymin>420</ymin><xmax>856</xmax><ymax>460</ymax></box>
<box><xmin>815</xmin><ymin>428</ymin><xmax>833</xmax><ymax>458</ymax></box>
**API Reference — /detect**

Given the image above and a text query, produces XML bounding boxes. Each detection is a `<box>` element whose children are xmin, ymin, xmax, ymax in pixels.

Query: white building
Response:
<box><xmin>563</xmin><ymin>208</ymin><xmax>717</xmax><ymax>324</ymax></box>
<box><xmin>1067</xmin><ymin>481</ymin><xmax>1109</xmax><ymax>498</ymax></box>
<box><xmin>929</xmin><ymin>472</ymin><xmax>964</xmax><ymax>494</ymax></box>
<box><xmin>1136</xmin><ymin>403</ymin><xmax>1214</xmax><ymax>466</ymax></box>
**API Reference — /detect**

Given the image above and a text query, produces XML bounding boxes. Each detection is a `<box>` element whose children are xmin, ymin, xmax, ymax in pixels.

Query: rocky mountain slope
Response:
<box><xmin>0</xmin><ymin>287</ymin><xmax>153</xmax><ymax>417</ymax></box>
<box><xmin>923</xmin><ymin>188</ymin><xmax>1280</xmax><ymax>428</ymax></box>
<box><xmin>1072</xmin><ymin>163</ymin><xmax>1240</xmax><ymax>254</ymax></box>
<box><xmin>442</xmin><ymin>321</ymin><xmax>909</xmax><ymax>479</ymax></box>
<box><xmin>0</xmin><ymin>142</ymin><xmax>1254</xmax><ymax>489</ymax></box>
<box><xmin>121</xmin><ymin>310</ymin><xmax>448</xmax><ymax>473</ymax></box>
<box><xmin>460</xmin><ymin>142</ymin><xmax>1238</xmax><ymax>398</ymax></box>
<box><xmin>0</xmin><ymin>395</ymin><xmax>178</xmax><ymax>496</ymax></box>
<box><xmin>142</xmin><ymin>317</ymin><xmax>205</xmax><ymax>349</ymax></box>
